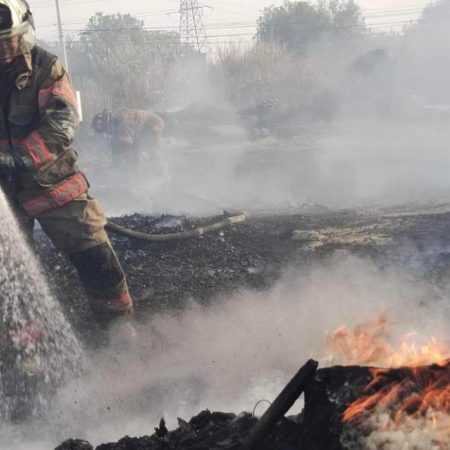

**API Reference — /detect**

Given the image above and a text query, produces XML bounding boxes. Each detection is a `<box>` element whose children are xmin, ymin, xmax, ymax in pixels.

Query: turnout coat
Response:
<box><xmin>0</xmin><ymin>45</ymin><xmax>88</xmax><ymax>217</ymax></box>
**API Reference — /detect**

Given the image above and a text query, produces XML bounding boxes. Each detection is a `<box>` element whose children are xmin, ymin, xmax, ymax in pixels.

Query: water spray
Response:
<box><xmin>0</xmin><ymin>188</ymin><xmax>86</xmax><ymax>423</ymax></box>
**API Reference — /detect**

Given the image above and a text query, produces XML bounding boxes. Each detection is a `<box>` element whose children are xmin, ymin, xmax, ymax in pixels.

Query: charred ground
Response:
<box><xmin>35</xmin><ymin>204</ymin><xmax>450</xmax><ymax>345</ymax></box>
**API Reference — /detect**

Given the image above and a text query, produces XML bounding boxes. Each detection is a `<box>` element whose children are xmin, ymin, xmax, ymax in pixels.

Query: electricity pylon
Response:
<box><xmin>179</xmin><ymin>0</ymin><xmax>209</xmax><ymax>53</ymax></box>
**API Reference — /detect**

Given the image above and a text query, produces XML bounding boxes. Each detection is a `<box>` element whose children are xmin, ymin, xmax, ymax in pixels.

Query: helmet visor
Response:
<box><xmin>0</xmin><ymin>21</ymin><xmax>34</xmax><ymax>65</ymax></box>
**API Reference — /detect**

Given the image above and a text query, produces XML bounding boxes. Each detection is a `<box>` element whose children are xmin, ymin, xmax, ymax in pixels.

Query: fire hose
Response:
<box><xmin>106</xmin><ymin>212</ymin><xmax>249</xmax><ymax>242</ymax></box>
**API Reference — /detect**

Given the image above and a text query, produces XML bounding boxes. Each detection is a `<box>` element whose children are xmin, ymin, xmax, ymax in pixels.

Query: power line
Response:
<box><xmin>361</xmin><ymin>2</ymin><xmax>430</xmax><ymax>13</ymax></box>
<box><xmin>42</xmin><ymin>19</ymin><xmax>424</xmax><ymax>45</ymax></box>
<box><xmin>36</xmin><ymin>3</ymin><xmax>430</xmax><ymax>45</ymax></box>
<box><xmin>58</xmin><ymin>17</ymin><xmax>419</xmax><ymax>37</ymax></box>
<box><xmin>41</xmin><ymin>5</ymin><xmax>427</xmax><ymax>34</ymax></box>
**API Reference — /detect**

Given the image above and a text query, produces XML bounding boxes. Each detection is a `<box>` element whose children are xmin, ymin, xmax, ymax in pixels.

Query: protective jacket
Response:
<box><xmin>0</xmin><ymin>45</ymin><xmax>88</xmax><ymax>217</ymax></box>
<box><xmin>110</xmin><ymin>109</ymin><xmax>165</xmax><ymax>151</ymax></box>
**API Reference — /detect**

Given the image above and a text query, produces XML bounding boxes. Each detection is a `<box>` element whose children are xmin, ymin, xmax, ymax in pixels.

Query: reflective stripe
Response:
<box><xmin>21</xmin><ymin>131</ymin><xmax>53</xmax><ymax>167</ymax></box>
<box><xmin>0</xmin><ymin>133</ymin><xmax>52</xmax><ymax>169</ymax></box>
<box><xmin>21</xmin><ymin>172</ymin><xmax>89</xmax><ymax>217</ymax></box>
<box><xmin>90</xmin><ymin>293</ymin><xmax>133</xmax><ymax>313</ymax></box>
<box><xmin>39</xmin><ymin>78</ymin><xmax>77</xmax><ymax>109</ymax></box>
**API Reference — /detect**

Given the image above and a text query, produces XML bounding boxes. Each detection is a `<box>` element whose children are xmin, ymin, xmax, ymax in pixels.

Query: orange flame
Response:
<box><xmin>325</xmin><ymin>314</ymin><xmax>391</xmax><ymax>366</ymax></box>
<box><xmin>325</xmin><ymin>314</ymin><xmax>449</xmax><ymax>368</ymax></box>
<box><xmin>329</xmin><ymin>315</ymin><xmax>450</xmax><ymax>444</ymax></box>
<box><xmin>342</xmin><ymin>364</ymin><xmax>450</xmax><ymax>424</ymax></box>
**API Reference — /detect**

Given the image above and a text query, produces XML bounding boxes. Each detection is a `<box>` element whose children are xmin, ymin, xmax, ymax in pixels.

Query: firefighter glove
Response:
<box><xmin>0</xmin><ymin>151</ymin><xmax>17</xmax><ymax>180</ymax></box>
<box><xmin>0</xmin><ymin>149</ymin><xmax>30</xmax><ymax>181</ymax></box>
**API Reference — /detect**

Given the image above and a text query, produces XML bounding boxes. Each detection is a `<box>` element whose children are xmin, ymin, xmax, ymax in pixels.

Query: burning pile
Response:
<box><xmin>292</xmin><ymin>316</ymin><xmax>450</xmax><ymax>450</ymax></box>
<box><xmin>309</xmin><ymin>315</ymin><xmax>450</xmax><ymax>450</ymax></box>
<box><xmin>54</xmin><ymin>315</ymin><xmax>450</xmax><ymax>450</ymax></box>
<box><xmin>342</xmin><ymin>362</ymin><xmax>450</xmax><ymax>449</ymax></box>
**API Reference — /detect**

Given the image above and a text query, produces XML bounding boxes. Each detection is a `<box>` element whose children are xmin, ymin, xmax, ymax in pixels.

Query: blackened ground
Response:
<box><xmin>35</xmin><ymin>212</ymin><xmax>321</xmax><ymax>344</ymax></box>
<box><xmin>36</xmin><ymin>205</ymin><xmax>450</xmax><ymax>346</ymax></box>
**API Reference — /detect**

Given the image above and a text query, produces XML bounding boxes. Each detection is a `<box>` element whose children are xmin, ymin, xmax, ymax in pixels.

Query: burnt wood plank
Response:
<box><xmin>241</xmin><ymin>359</ymin><xmax>318</xmax><ymax>450</ymax></box>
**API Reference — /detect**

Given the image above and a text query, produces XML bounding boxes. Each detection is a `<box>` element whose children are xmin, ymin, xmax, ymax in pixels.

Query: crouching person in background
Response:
<box><xmin>92</xmin><ymin>108</ymin><xmax>166</xmax><ymax>169</ymax></box>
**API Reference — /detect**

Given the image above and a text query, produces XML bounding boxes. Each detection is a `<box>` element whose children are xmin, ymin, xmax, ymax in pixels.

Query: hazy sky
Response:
<box><xmin>32</xmin><ymin>0</ymin><xmax>431</xmax><ymax>45</ymax></box>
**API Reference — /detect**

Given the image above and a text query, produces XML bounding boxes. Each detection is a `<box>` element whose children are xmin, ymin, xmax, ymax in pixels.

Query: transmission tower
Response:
<box><xmin>179</xmin><ymin>0</ymin><xmax>209</xmax><ymax>53</ymax></box>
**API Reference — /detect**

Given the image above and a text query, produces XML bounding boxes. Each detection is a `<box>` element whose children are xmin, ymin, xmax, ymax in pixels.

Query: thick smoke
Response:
<box><xmin>79</xmin><ymin>2</ymin><xmax>450</xmax><ymax>217</ymax></box>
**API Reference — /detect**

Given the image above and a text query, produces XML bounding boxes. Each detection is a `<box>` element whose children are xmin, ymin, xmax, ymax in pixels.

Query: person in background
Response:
<box><xmin>92</xmin><ymin>108</ymin><xmax>165</xmax><ymax>167</ymax></box>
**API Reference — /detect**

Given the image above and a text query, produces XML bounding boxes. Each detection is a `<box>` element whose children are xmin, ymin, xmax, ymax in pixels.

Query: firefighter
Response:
<box><xmin>0</xmin><ymin>0</ymin><xmax>132</xmax><ymax>328</ymax></box>
<box><xmin>92</xmin><ymin>109</ymin><xmax>165</xmax><ymax>167</ymax></box>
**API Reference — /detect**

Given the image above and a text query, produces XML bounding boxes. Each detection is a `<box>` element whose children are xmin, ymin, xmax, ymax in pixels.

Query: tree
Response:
<box><xmin>257</xmin><ymin>0</ymin><xmax>365</xmax><ymax>54</ymax></box>
<box><xmin>215</xmin><ymin>41</ymin><xmax>317</xmax><ymax>108</ymax></box>
<box><xmin>416</xmin><ymin>0</ymin><xmax>450</xmax><ymax>28</ymax></box>
<box><xmin>76</xmin><ymin>12</ymin><xmax>181</xmax><ymax>111</ymax></box>
<box><xmin>399</xmin><ymin>0</ymin><xmax>450</xmax><ymax>102</ymax></box>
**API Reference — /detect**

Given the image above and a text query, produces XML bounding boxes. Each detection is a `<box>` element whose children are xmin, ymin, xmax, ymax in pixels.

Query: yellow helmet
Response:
<box><xmin>0</xmin><ymin>0</ymin><xmax>34</xmax><ymax>48</ymax></box>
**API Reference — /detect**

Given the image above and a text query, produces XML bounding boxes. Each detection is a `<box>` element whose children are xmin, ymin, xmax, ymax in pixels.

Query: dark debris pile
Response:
<box><xmin>56</xmin><ymin>409</ymin><xmax>301</xmax><ymax>450</ymax></box>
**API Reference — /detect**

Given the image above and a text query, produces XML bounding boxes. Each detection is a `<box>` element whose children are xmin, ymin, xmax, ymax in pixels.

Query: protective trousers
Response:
<box><xmin>11</xmin><ymin>191</ymin><xmax>133</xmax><ymax>325</ymax></box>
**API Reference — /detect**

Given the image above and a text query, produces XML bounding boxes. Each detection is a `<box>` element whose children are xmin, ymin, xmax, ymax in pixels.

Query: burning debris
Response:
<box><xmin>297</xmin><ymin>360</ymin><xmax>450</xmax><ymax>450</ymax></box>
<box><xmin>53</xmin><ymin>313</ymin><xmax>450</xmax><ymax>450</ymax></box>
<box><xmin>342</xmin><ymin>362</ymin><xmax>450</xmax><ymax>449</ymax></box>
<box><xmin>334</xmin><ymin>317</ymin><xmax>450</xmax><ymax>450</ymax></box>
<box><xmin>303</xmin><ymin>315</ymin><xmax>450</xmax><ymax>450</ymax></box>
<box><xmin>55</xmin><ymin>358</ymin><xmax>450</xmax><ymax>450</ymax></box>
